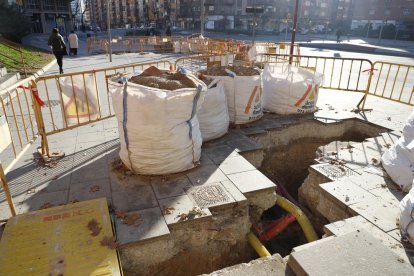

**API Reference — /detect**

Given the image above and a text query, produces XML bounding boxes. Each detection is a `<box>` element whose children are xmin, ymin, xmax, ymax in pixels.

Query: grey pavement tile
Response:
<box><xmin>76</xmin><ymin>122</ymin><xmax>104</xmax><ymax>134</ymax></box>
<box><xmin>0</xmin><ymin>202</ymin><xmax>20</xmax><ymax>220</ymax></box>
<box><xmin>218</xmin><ymin>155</ymin><xmax>256</xmax><ymax>175</ymax></box>
<box><xmin>186</xmin><ymin>182</ymin><xmax>236</xmax><ymax>208</ymax></box>
<box><xmin>109</xmin><ymin>170</ymin><xmax>152</xmax><ymax>191</ymax></box>
<box><xmin>347</xmin><ymin>172</ymin><xmax>393</xmax><ymax>191</ymax></box>
<box><xmin>76</xmin><ymin>132</ymin><xmax>106</xmax><ymax>144</ymax></box>
<box><xmin>75</xmin><ymin>140</ymin><xmax>107</xmax><ymax>152</ymax></box>
<box><xmin>220</xmin><ymin>180</ymin><xmax>247</xmax><ymax>203</ymax></box>
<box><xmin>115</xmin><ymin>207</ymin><xmax>170</xmax><ymax>246</ymax></box>
<box><xmin>70</xmin><ymin>162</ymin><xmax>109</xmax><ymax>184</ymax></box>
<box><xmin>151</xmin><ymin>174</ymin><xmax>192</xmax><ymax>200</ymax></box>
<box><xmin>0</xmin><ymin>181</ymin><xmax>33</xmax><ymax>204</ymax></box>
<box><xmin>186</xmin><ymin>164</ymin><xmax>229</xmax><ymax>186</ymax></box>
<box><xmin>289</xmin><ymin>230</ymin><xmax>414</xmax><ymax>276</ymax></box>
<box><xmin>33</xmin><ymin>173</ymin><xmax>71</xmax><ymax>193</ymax></box>
<box><xmin>320</xmin><ymin>180</ymin><xmax>377</xmax><ymax>206</ymax></box>
<box><xmin>203</xmin><ymin>144</ymin><xmax>241</xmax><ymax>165</ymax></box>
<box><xmin>112</xmin><ymin>184</ymin><xmax>157</xmax><ymax>212</ymax></box>
<box><xmin>225</xmin><ymin>137</ymin><xmax>262</xmax><ymax>153</ymax></box>
<box><xmin>19</xmin><ymin>190</ymin><xmax>69</xmax><ymax>213</ymax></box>
<box><xmin>226</xmin><ymin>170</ymin><xmax>275</xmax><ymax>194</ymax></box>
<box><xmin>68</xmin><ymin>179</ymin><xmax>111</xmax><ymax>203</ymax></box>
<box><xmin>349</xmin><ymin>197</ymin><xmax>400</xmax><ymax>233</ymax></box>
<box><xmin>158</xmin><ymin>194</ymin><xmax>212</xmax><ymax>226</ymax></box>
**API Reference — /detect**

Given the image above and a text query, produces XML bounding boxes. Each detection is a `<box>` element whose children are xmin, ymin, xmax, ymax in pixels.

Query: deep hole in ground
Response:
<box><xmin>249</xmin><ymin>118</ymin><xmax>388</xmax><ymax>256</ymax></box>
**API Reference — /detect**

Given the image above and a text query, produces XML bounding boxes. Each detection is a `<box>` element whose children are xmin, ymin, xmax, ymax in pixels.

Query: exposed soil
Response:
<box><xmin>129</xmin><ymin>66</ymin><xmax>196</xmax><ymax>90</ymax></box>
<box><xmin>199</xmin><ymin>65</ymin><xmax>260</xmax><ymax>76</ymax></box>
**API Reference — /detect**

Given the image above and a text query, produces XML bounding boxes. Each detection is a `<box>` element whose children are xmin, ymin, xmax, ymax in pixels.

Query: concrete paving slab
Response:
<box><xmin>186</xmin><ymin>164</ymin><xmax>229</xmax><ymax>186</ymax></box>
<box><xmin>320</xmin><ymin>180</ymin><xmax>377</xmax><ymax>206</ymax></box>
<box><xmin>310</xmin><ymin>163</ymin><xmax>359</xmax><ymax>181</ymax></box>
<box><xmin>227</xmin><ymin>170</ymin><xmax>275</xmax><ymax>194</ymax></box>
<box><xmin>112</xmin><ymin>184</ymin><xmax>157</xmax><ymax>212</ymax></box>
<box><xmin>324</xmin><ymin>215</ymin><xmax>411</xmax><ymax>263</ymax></box>
<box><xmin>68</xmin><ymin>179</ymin><xmax>112</xmax><ymax>203</ymax></box>
<box><xmin>115</xmin><ymin>207</ymin><xmax>170</xmax><ymax>246</ymax></box>
<box><xmin>202</xmin><ymin>254</ymin><xmax>288</xmax><ymax>276</ymax></box>
<box><xmin>218</xmin><ymin>155</ymin><xmax>256</xmax><ymax>175</ymax></box>
<box><xmin>34</xmin><ymin>173</ymin><xmax>71</xmax><ymax>193</ymax></box>
<box><xmin>158</xmin><ymin>194</ymin><xmax>212</xmax><ymax>226</ymax></box>
<box><xmin>347</xmin><ymin>172</ymin><xmax>392</xmax><ymax>191</ymax></box>
<box><xmin>225</xmin><ymin>137</ymin><xmax>262</xmax><ymax>152</ymax></box>
<box><xmin>151</xmin><ymin>174</ymin><xmax>192</xmax><ymax>200</ymax></box>
<box><xmin>220</xmin><ymin>180</ymin><xmax>247</xmax><ymax>203</ymax></box>
<box><xmin>349</xmin><ymin>197</ymin><xmax>399</xmax><ymax>232</ymax></box>
<box><xmin>289</xmin><ymin>230</ymin><xmax>414</xmax><ymax>276</ymax></box>
<box><xmin>203</xmin><ymin>144</ymin><xmax>241</xmax><ymax>165</ymax></box>
<box><xmin>109</xmin><ymin>171</ymin><xmax>152</xmax><ymax>191</ymax></box>
<box><xmin>70</xmin><ymin>162</ymin><xmax>109</xmax><ymax>184</ymax></box>
<box><xmin>0</xmin><ymin>203</ymin><xmax>19</xmax><ymax>220</ymax></box>
<box><xmin>186</xmin><ymin>182</ymin><xmax>235</xmax><ymax>208</ymax></box>
<box><xmin>19</xmin><ymin>190</ymin><xmax>69</xmax><ymax>213</ymax></box>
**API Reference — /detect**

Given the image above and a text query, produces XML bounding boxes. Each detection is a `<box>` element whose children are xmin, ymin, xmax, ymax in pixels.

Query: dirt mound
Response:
<box><xmin>129</xmin><ymin>66</ymin><xmax>196</xmax><ymax>90</ymax></box>
<box><xmin>199</xmin><ymin>65</ymin><xmax>260</xmax><ymax>76</ymax></box>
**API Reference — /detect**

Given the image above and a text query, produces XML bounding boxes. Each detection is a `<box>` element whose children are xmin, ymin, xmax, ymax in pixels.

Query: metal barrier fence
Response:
<box><xmin>368</xmin><ymin>62</ymin><xmax>414</xmax><ymax>105</ymax></box>
<box><xmin>35</xmin><ymin>60</ymin><xmax>173</xmax><ymax>156</ymax></box>
<box><xmin>87</xmin><ymin>36</ymin><xmax>301</xmax><ymax>63</ymax></box>
<box><xmin>258</xmin><ymin>54</ymin><xmax>373</xmax><ymax>93</ymax></box>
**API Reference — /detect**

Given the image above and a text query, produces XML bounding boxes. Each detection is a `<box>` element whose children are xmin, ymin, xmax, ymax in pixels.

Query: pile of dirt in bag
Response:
<box><xmin>129</xmin><ymin>66</ymin><xmax>196</xmax><ymax>90</ymax></box>
<box><xmin>199</xmin><ymin>65</ymin><xmax>260</xmax><ymax>76</ymax></box>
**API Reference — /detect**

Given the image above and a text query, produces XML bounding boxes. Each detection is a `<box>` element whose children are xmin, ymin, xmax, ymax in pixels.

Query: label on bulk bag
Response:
<box><xmin>58</xmin><ymin>74</ymin><xmax>100</xmax><ymax>126</ymax></box>
<box><xmin>294</xmin><ymin>84</ymin><xmax>319</xmax><ymax>114</ymax></box>
<box><xmin>245</xmin><ymin>85</ymin><xmax>263</xmax><ymax>122</ymax></box>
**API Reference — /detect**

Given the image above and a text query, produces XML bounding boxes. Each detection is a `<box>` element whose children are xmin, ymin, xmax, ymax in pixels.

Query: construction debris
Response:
<box><xmin>199</xmin><ymin>65</ymin><xmax>260</xmax><ymax>76</ymax></box>
<box><xmin>129</xmin><ymin>66</ymin><xmax>196</xmax><ymax>90</ymax></box>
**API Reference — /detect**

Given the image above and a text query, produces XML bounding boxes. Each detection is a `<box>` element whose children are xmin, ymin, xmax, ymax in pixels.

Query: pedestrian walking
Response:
<box><xmin>166</xmin><ymin>26</ymin><xmax>172</xmax><ymax>36</ymax></box>
<box><xmin>336</xmin><ymin>28</ymin><xmax>342</xmax><ymax>43</ymax></box>
<box><xmin>68</xmin><ymin>30</ymin><xmax>79</xmax><ymax>56</ymax></box>
<box><xmin>48</xmin><ymin>28</ymin><xmax>66</xmax><ymax>74</ymax></box>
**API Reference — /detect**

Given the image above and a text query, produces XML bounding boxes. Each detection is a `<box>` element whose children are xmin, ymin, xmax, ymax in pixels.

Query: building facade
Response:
<box><xmin>8</xmin><ymin>0</ymin><xmax>73</xmax><ymax>34</ymax></box>
<box><xmin>89</xmin><ymin>0</ymin><xmax>179</xmax><ymax>30</ymax></box>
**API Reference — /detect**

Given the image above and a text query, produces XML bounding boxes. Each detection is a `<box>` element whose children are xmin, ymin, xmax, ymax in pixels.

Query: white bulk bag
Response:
<box><xmin>262</xmin><ymin>64</ymin><xmax>323</xmax><ymax>115</ymax></box>
<box><xmin>399</xmin><ymin>187</ymin><xmax>414</xmax><ymax>245</ymax></box>
<box><xmin>108</xmin><ymin>73</ymin><xmax>206</xmax><ymax>175</ymax></box>
<box><xmin>198</xmin><ymin>79</ymin><xmax>229</xmax><ymax>141</ymax></box>
<box><xmin>403</xmin><ymin>110</ymin><xmax>414</xmax><ymax>142</ymax></box>
<box><xmin>204</xmin><ymin>69</ymin><xmax>263</xmax><ymax>124</ymax></box>
<box><xmin>58</xmin><ymin>74</ymin><xmax>100</xmax><ymax>126</ymax></box>
<box><xmin>381</xmin><ymin>139</ymin><xmax>414</xmax><ymax>192</ymax></box>
<box><xmin>173</xmin><ymin>41</ymin><xmax>181</xmax><ymax>53</ymax></box>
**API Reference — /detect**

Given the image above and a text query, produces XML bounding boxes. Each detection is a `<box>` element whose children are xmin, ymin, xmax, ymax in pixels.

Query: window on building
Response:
<box><xmin>56</xmin><ymin>0</ymin><xmax>67</xmax><ymax>11</ymax></box>
<box><xmin>209</xmin><ymin>6</ymin><xmax>214</xmax><ymax>11</ymax></box>
<box><xmin>304</xmin><ymin>10</ymin><xmax>309</xmax><ymax>15</ymax></box>
<box><xmin>403</xmin><ymin>8</ymin><xmax>410</xmax><ymax>16</ymax></box>
<box><xmin>385</xmin><ymin>9</ymin><xmax>390</xmax><ymax>15</ymax></box>
<box><xmin>321</xmin><ymin>3</ymin><xmax>327</xmax><ymax>7</ymax></box>
<box><xmin>305</xmin><ymin>1</ymin><xmax>311</xmax><ymax>6</ymax></box>
<box><xmin>320</xmin><ymin>11</ymin><xmax>325</xmax><ymax>16</ymax></box>
<box><xmin>26</xmin><ymin>0</ymin><xmax>40</xmax><ymax>9</ymax></box>
<box><xmin>43</xmin><ymin>0</ymin><xmax>54</xmax><ymax>10</ymax></box>
<box><xmin>369</xmin><ymin>9</ymin><xmax>375</xmax><ymax>15</ymax></box>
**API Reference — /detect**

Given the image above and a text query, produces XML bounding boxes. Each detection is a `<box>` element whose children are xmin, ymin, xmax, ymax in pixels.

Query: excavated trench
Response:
<box><xmin>247</xmin><ymin>118</ymin><xmax>388</xmax><ymax>256</ymax></box>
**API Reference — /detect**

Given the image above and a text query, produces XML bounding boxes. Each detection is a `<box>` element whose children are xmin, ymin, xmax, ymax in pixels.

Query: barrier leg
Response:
<box><xmin>0</xmin><ymin>163</ymin><xmax>16</xmax><ymax>217</ymax></box>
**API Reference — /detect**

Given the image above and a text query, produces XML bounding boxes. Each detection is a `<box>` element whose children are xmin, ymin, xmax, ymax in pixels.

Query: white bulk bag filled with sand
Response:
<box><xmin>262</xmin><ymin>64</ymin><xmax>323</xmax><ymax>115</ymax></box>
<box><xmin>399</xmin><ymin>187</ymin><xmax>414</xmax><ymax>245</ymax></box>
<box><xmin>382</xmin><ymin>140</ymin><xmax>414</xmax><ymax>192</ymax></box>
<box><xmin>109</xmin><ymin>72</ymin><xmax>206</xmax><ymax>175</ymax></box>
<box><xmin>58</xmin><ymin>74</ymin><xmax>100</xmax><ymax>126</ymax></box>
<box><xmin>198</xmin><ymin>78</ymin><xmax>229</xmax><ymax>141</ymax></box>
<box><xmin>201</xmin><ymin>67</ymin><xmax>263</xmax><ymax>124</ymax></box>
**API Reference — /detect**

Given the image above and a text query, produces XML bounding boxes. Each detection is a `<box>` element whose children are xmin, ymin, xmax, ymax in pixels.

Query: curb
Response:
<box><xmin>299</xmin><ymin>43</ymin><xmax>414</xmax><ymax>58</ymax></box>
<box><xmin>33</xmin><ymin>59</ymin><xmax>57</xmax><ymax>78</ymax></box>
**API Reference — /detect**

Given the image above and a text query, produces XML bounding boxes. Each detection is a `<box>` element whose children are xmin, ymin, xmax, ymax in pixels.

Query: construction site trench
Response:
<box><xmin>245</xmin><ymin>117</ymin><xmax>387</xmax><ymax>257</ymax></box>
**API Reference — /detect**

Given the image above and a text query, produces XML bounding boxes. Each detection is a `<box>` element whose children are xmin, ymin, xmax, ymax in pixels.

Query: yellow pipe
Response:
<box><xmin>275</xmin><ymin>194</ymin><xmax>318</xmax><ymax>242</ymax></box>
<box><xmin>247</xmin><ymin>232</ymin><xmax>271</xmax><ymax>257</ymax></box>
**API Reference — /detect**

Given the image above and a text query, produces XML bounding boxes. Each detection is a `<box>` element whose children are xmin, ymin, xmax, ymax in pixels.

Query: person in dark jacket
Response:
<box><xmin>48</xmin><ymin>28</ymin><xmax>66</xmax><ymax>74</ymax></box>
<box><xmin>166</xmin><ymin>26</ymin><xmax>172</xmax><ymax>36</ymax></box>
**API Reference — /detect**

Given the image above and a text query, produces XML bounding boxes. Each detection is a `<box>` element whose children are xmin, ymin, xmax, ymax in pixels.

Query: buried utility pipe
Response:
<box><xmin>275</xmin><ymin>194</ymin><xmax>318</xmax><ymax>242</ymax></box>
<box><xmin>247</xmin><ymin>232</ymin><xmax>271</xmax><ymax>257</ymax></box>
<box><xmin>259</xmin><ymin>213</ymin><xmax>297</xmax><ymax>242</ymax></box>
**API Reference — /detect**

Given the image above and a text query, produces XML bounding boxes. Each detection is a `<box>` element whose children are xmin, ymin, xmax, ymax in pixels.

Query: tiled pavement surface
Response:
<box><xmin>1</xmin><ymin>87</ymin><xmax>414</xmax><ymax>258</ymax></box>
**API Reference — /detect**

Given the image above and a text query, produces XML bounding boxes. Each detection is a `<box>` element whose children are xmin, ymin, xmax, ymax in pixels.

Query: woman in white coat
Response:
<box><xmin>68</xmin><ymin>30</ymin><xmax>78</xmax><ymax>56</ymax></box>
